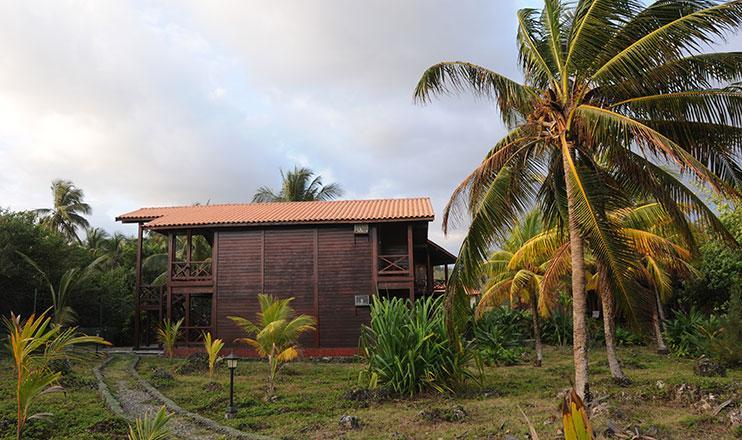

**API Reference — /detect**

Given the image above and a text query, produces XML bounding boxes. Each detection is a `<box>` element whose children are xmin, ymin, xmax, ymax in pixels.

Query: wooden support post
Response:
<box><xmin>407</xmin><ymin>224</ymin><xmax>414</xmax><ymax>303</ymax></box>
<box><xmin>444</xmin><ymin>264</ymin><xmax>449</xmax><ymax>283</ymax></box>
<box><xmin>426</xmin><ymin>247</ymin><xmax>432</xmax><ymax>296</ymax></box>
<box><xmin>134</xmin><ymin>223</ymin><xmax>143</xmax><ymax>349</ymax></box>
<box><xmin>167</xmin><ymin>233</ymin><xmax>174</xmax><ymax>322</ymax></box>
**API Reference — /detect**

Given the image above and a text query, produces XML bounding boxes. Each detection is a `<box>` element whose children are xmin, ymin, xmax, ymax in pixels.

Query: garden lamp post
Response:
<box><xmin>225</xmin><ymin>352</ymin><xmax>238</xmax><ymax>419</ymax></box>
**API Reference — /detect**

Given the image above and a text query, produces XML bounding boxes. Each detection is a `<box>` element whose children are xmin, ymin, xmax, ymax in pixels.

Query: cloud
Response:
<box><xmin>3</xmin><ymin>1</ymin><xmax>731</xmax><ymax>253</ymax></box>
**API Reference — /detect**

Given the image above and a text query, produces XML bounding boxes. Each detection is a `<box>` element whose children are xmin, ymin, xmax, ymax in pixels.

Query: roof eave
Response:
<box><xmin>143</xmin><ymin>216</ymin><xmax>435</xmax><ymax>231</ymax></box>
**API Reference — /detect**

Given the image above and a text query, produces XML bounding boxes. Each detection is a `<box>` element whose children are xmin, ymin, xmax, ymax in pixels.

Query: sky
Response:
<box><xmin>0</xmin><ymin>1</ymin><xmax>736</xmax><ymax>253</ymax></box>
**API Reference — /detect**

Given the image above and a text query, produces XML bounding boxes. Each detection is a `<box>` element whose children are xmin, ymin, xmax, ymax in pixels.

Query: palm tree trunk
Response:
<box><xmin>561</xmin><ymin>138</ymin><xmax>590</xmax><ymax>401</ymax></box>
<box><xmin>652</xmin><ymin>295</ymin><xmax>668</xmax><ymax>354</ymax></box>
<box><xmin>599</xmin><ymin>286</ymin><xmax>628</xmax><ymax>383</ymax></box>
<box><xmin>531</xmin><ymin>297</ymin><xmax>543</xmax><ymax>367</ymax></box>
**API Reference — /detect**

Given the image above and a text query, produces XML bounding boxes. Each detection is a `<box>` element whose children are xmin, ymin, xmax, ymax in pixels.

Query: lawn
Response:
<box><xmin>0</xmin><ymin>348</ymin><xmax>738</xmax><ymax>439</ymax></box>
<box><xmin>0</xmin><ymin>356</ymin><xmax>129</xmax><ymax>440</ymax></box>
<box><xmin>136</xmin><ymin>347</ymin><xmax>741</xmax><ymax>439</ymax></box>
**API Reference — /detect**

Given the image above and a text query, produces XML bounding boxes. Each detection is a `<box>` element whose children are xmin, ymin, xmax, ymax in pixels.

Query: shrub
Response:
<box><xmin>664</xmin><ymin>308</ymin><xmax>722</xmax><ymax>358</ymax></box>
<box><xmin>359</xmin><ymin>296</ymin><xmax>475</xmax><ymax>396</ymax></box>
<box><xmin>472</xmin><ymin>307</ymin><xmax>529</xmax><ymax>366</ymax></box>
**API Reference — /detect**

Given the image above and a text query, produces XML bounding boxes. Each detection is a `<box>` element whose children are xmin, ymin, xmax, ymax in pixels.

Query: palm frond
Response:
<box><xmin>593</xmin><ymin>1</ymin><xmax>742</xmax><ymax>83</ymax></box>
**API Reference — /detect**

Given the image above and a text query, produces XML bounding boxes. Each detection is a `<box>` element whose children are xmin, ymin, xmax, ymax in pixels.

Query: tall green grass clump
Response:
<box><xmin>359</xmin><ymin>295</ymin><xmax>474</xmax><ymax>396</ymax></box>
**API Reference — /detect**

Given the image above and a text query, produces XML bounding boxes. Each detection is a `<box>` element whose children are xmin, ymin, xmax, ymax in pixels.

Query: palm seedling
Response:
<box><xmin>127</xmin><ymin>406</ymin><xmax>172</xmax><ymax>440</ymax></box>
<box><xmin>229</xmin><ymin>294</ymin><xmax>316</xmax><ymax>395</ymax></box>
<box><xmin>203</xmin><ymin>331</ymin><xmax>225</xmax><ymax>378</ymax></box>
<box><xmin>5</xmin><ymin>310</ymin><xmax>109</xmax><ymax>439</ymax></box>
<box><xmin>157</xmin><ymin>318</ymin><xmax>183</xmax><ymax>360</ymax></box>
<box><xmin>415</xmin><ymin>0</ymin><xmax>742</xmax><ymax>399</ymax></box>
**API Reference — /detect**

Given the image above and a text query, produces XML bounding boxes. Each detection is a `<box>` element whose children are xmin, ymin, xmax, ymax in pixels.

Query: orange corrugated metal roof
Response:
<box><xmin>116</xmin><ymin>198</ymin><xmax>434</xmax><ymax>229</ymax></box>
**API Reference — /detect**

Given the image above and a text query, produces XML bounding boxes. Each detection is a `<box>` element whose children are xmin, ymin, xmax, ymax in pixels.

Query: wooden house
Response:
<box><xmin>117</xmin><ymin>197</ymin><xmax>456</xmax><ymax>355</ymax></box>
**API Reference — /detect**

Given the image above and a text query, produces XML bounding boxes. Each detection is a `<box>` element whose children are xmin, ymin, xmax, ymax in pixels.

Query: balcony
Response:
<box><xmin>171</xmin><ymin>260</ymin><xmax>212</xmax><ymax>281</ymax></box>
<box><xmin>378</xmin><ymin>254</ymin><xmax>410</xmax><ymax>275</ymax></box>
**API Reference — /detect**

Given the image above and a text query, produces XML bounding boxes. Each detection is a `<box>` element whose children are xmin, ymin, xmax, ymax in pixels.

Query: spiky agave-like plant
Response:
<box><xmin>415</xmin><ymin>0</ymin><xmax>742</xmax><ymax>399</ymax></box>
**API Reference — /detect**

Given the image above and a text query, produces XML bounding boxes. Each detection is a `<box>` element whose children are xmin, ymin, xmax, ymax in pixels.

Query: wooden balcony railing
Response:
<box><xmin>139</xmin><ymin>284</ymin><xmax>164</xmax><ymax>310</ymax></box>
<box><xmin>171</xmin><ymin>260</ymin><xmax>212</xmax><ymax>281</ymax></box>
<box><xmin>378</xmin><ymin>254</ymin><xmax>410</xmax><ymax>275</ymax></box>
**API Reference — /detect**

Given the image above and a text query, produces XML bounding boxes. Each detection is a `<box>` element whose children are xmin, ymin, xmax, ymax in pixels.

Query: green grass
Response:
<box><xmin>137</xmin><ymin>347</ymin><xmax>741</xmax><ymax>439</ymax></box>
<box><xmin>1</xmin><ymin>348</ymin><xmax>738</xmax><ymax>439</ymax></box>
<box><xmin>0</xmin><ymin>356</ymin><xmax>129</xmax><ymax>440</ymax></box>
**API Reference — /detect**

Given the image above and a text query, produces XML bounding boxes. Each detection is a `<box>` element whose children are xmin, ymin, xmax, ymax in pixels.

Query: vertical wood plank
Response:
<box><xmin>371</xmin><ymin>225</ymin><xmax>378</xmax><ymax>294</ymax></box>
<box><xmin>212</xmin><ymin>230</ymin><xmax>219</xmax><ymax>337</ymax></box>
<box><xmin>313</xmin><ymin>228</ymin><xmax>320</xmax><ymax>347</ymax></box>
<box><xmin>260</xmin><ymin>230</ymin><xmax>265</xmax><ymax>293</ymax></box>
<box><xmin>407</xmin><ymin>224</ymin><xmax>414</xmax><ymax>302</ymax></box>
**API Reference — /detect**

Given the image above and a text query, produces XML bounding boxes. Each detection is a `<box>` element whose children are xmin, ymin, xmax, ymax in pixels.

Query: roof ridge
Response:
<box><xmin>130</xmin><ymin>196</ymin><xmax>431</xmax><ymax>211</ymax></box>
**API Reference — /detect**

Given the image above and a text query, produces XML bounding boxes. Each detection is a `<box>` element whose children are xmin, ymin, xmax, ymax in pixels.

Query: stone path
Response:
<box><xmin>99</xmin><ymin>355</ymin><xmax>238</xmax><ymax>440</ymax></box>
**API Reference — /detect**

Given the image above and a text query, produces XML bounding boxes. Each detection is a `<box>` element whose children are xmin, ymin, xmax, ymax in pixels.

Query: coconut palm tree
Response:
<box><xmin>34</xmin><ymin>179</ymin><xmax>92</xmax><ymax>243</ymax></box>
<box><xmin>510</xmin><ymin>203</ymin><xmax>695</xmax><ymax>382</ymax></box>
<box><xmin>252</xmin><ymin>166</ymin><xmax>343</xmax><ymax>203</ymax></box>
<box><xmin>477</xmin><ymin>211</ymin><xmax>549</xmax><ymax>367</ymax></box>
<box><xmin>415</xmin><ymin>0</ymin><xmax>741</xmax><ymax>399</ymax></box>
<box><xmin>84</xmin><ymin>227</ymin><xmax>109</xmax><ymax>256</ymax></box>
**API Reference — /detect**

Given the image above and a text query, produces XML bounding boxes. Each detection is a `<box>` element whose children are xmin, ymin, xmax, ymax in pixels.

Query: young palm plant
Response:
<box><xmin>415</xmin><ymin>0</ymin><xmax>741</xmax><ymax>399</ymax></box>
<box><xmin>478</xmin><ymin>211</ymin><xmax>549</xmax><ymax>367</ymax></box>
<box><xmin>127</xmin><ymin>406</ymin><xmax>171</xmax><ymax>440</ymax></box>
<box><xmin>229</xmin><ymin>294</ymin><xmax>316</xmax><ymax>396</ymax></box>
<box><xmin>5</xmin><ymin>310</ymin><xmax>109</xmax><ymax>439</ymax></box>
<box><xmin>157</xmin><ymin>318</ymin><xmax>183</xmax><ymax>360</ymax></box>
<box><xmin>203</xmin><ymin>331</ymin><xmax>225</xmax><ymax>379</ymax></box>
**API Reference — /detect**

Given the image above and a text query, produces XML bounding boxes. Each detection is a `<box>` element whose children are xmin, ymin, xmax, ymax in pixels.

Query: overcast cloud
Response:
<box><xmin>1</xmin><ymin>1</ymin><xmax>737</xmax><ymax>252</ymax></box>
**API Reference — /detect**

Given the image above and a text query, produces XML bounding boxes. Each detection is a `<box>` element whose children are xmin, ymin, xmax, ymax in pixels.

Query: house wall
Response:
<box><xmin>215</xmin><ymin>224</ymin><xmax>374</xmax><ymax>348</ymax></box>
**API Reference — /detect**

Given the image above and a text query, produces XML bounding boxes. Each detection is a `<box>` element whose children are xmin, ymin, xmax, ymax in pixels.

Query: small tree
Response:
<box><xmin>203</xmin><ymin>332</ymin><xmax>224</xmax><ymax>378</ymax></box>
<box><xmin>157</xmin><ymin>318</ymin><xmax>183</xmax><ymax>360</ymax></box>
<box><xmin>229</xmin><ymin>294</ymin><xmax>315</xmax><ymax>395</ymax></box>
<box><xmin>5</xmin><ymin>310</ymin><xmax>109</xmax><ymax>439</ymax></box>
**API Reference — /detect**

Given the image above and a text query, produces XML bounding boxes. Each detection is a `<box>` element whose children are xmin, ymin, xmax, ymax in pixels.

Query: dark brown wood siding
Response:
<box><xmin>264</xmin><ymin>229</ymin><xmax>315</xmax><ymax>347</ymax></box>
<box><xmin>317</xmin><ymin>226</ymin><xmax>372</xmax><ymax>347</ymax></box>
<box><xmin>215</xmin><ymin>230</ymin><xmax>262</xmax><ymax>344</ymax></box>
<box><xmin>215</xmin><ymin>225</ymin><xmax>373</xmax><ymax>348</ymax></box>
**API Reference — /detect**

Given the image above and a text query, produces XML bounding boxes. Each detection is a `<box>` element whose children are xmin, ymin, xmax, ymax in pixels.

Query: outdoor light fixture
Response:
<box><xmin>225</xmin><ymin>352</ymin><xmax>238</xmax><ymax>419</ymax></box>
